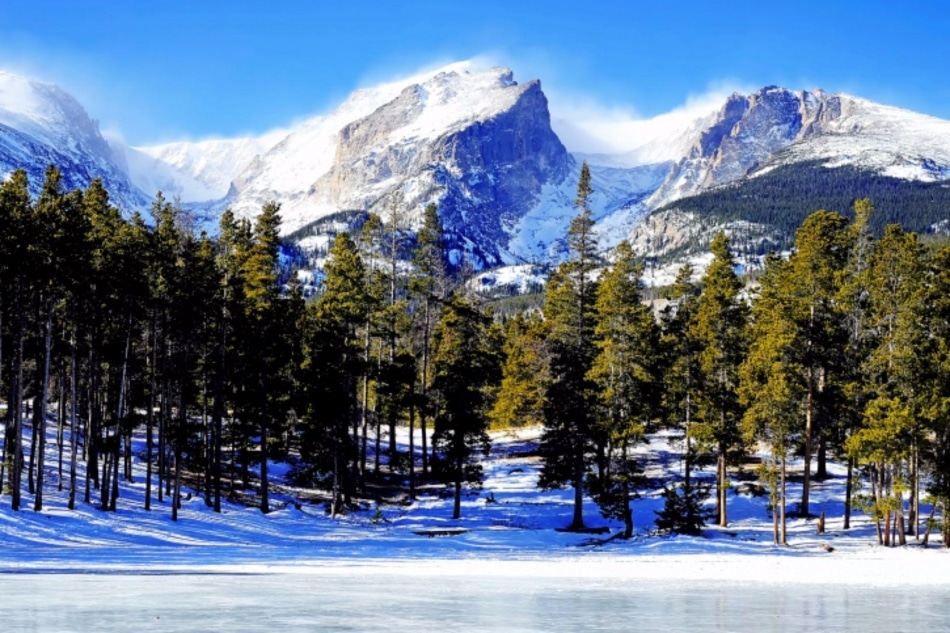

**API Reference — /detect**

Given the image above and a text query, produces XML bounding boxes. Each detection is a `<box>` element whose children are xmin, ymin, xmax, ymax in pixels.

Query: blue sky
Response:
<box><xmin>1</xmin><ymin>1</ymin><xmax>948</xmax><ymax>146</ymax></box>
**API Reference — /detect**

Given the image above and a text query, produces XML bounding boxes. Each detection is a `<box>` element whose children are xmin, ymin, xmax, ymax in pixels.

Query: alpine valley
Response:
<box><xmin>3</xmin><ymin>62</ymin><xmax>950</xmax><ymax>283</ymax></box>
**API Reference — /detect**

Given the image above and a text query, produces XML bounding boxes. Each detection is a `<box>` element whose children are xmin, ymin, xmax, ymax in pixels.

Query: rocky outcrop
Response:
<box><xmin>645</xmin><ymin>87</ymin><xmax>850</xmax><ymax>212</ymax></box>
<box><xmin>0</xmin><ymin>71</ymin><xmax>148</xmax><ymax>210</ymax></box>
<box><xmin>264</xmin><ymin>67</ymin><xmax>573</xmax><ymax>267</ymax></box>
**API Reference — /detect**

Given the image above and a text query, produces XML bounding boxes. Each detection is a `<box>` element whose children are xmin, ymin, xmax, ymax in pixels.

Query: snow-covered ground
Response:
<box><xmin>1</xmin><ymin>417</ymin><xmax>948</xmax><ymax>585</ymax></box>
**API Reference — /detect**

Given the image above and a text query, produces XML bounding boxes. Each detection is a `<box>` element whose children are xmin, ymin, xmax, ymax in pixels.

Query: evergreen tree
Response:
<box><xmin>0</xmin><ymin>169</ymin><xmax>33</xmax><ymax>510</ymax></box>
<box><xmin>240</xmin><ymin>202</ymin><xmax>292</xmax><ymax>514</ymax></box>
<box><xmin>691</xmin><ymin>231</ymin><xmax>748</xmax><ymax>527</ymax></box>
<box><xmin>302</xmin><ymin>233</ymin><xmax>367</xmax><ymax>516</ymax></box>
<box><xmin>739</xmin><ymin>255</ymin><xmax>798</xmax><ymax>544</ymax></box>
<box><xmin>538</xmin><ymin>161</ymin><xmax>601</xmax><ymax>530</ymax></box>
<box><xmin>657</xmin><ymin>263</ymin><xmax>712</xmax><ymax>532</ymax></box>
<box><xmin>588</xmin><ymin>241</ymin><xmax>658</xmax><ymax>538</ymax></box>
<box><xmin>430</xmin><ymin>296</ymin><xmax>498</xmax><ymax>519</ymax></box>
<box><xmin>488</xmin><ymin>312</ymin><xmax>550</xmax><ymax>430</ymax></box>
<box><xmin>409</xmin><ymin>203</ymin><xmax>449</xmax><ymax>478</ymax></box>
<box><xmin>781</xmin><ymin>210</ymin><xmax>850</xmax><ymax>515</ymax></box>
<box><xmin>847</xmin><ymin>224</ymin><xmax>927</xmax><ymax>546</ymax></box>
<box><xmin>836</xmin><ymin>198</ymin><xmax>876</xmax><ymax>530</ymax></box>
<box><xmin>925</xmin><ymin>244</ymin><xmax>950</xmax><ymax>546</ymax></box>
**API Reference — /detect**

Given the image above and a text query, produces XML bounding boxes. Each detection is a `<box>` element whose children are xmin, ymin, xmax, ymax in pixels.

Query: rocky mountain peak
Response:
<box><xmin>0</xmin><ymin>71</ymin><xmax>146</xmax><ymax>209</ymax></box>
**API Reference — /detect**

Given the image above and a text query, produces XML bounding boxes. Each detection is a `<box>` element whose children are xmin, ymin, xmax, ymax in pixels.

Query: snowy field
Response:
<box><xmin>1</xmin><ymin>419</ymin><xmax>949</xmax><ymax>587</ymax></box>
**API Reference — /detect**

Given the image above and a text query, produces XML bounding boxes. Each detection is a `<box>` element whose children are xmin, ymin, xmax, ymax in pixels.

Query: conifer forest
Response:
<box><xmin>4</xmin><ymin>161</ymin><xmax>950</xmax><ymax>550</ymax></box>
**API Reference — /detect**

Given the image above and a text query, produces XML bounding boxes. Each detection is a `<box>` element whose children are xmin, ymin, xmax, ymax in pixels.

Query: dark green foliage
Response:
<box><xmin>538</xmin><ymin>172</ymin><xmax>602</xmax><ymax>529</ymax></box>
<box><xmin>430</xmin><ymin>296</ymin><xmax>499</xmax><ymax>519</ymax></box>
<box><xmin>654</xmin><ymin>480</ymin><xmax>714</xmax><ymax>536</ymax></box>
<box><xmin>657</xmin><ymin>161</ymin><xmax>950</xmax><ymax>253</ymax></box>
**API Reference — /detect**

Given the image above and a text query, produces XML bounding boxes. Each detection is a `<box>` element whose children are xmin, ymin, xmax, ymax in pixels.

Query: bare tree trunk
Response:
<box><xmin>57</xmin><ymin>362</ymin><xmax>65</xmax><ymax>491</ymax></box>
<box><xmin>145</xmin><ymin>326</ymin><xmax>155</xmax><ymax>511</ymax></box>
<box><xmin>10</xmin><ymin>312</ymin><xmax>25</xmax><ymax>511</ymax></box>
<box><xmin>844</xmin><ymin>456</ymin><xmax>853</xmax><ymax>529</ymax></box>
<box><xmin>33</xmin><ymin>301</ymin><xmax>54</xmax><ymax>511</ymax></box>
<box><xmin>684</xmin><ymin>393</ymin><xmax>691</xmax><ymax>491</ymax></box>
<box><xmin>171</xmin><ymin>447</ymin><xmax>181</xmax><ymax>522</ymax></box>
<box><xmin>359</xmin><ymin>346</ymin><xmax>370</xmax><ymax>486</ymax></box>
<box><xmin>115</xmin><ymin>320</ymin><xmax>131</xmax><ymax>489</ymax></box>
<box><xmin>211</xmin><ymin>369</ymin><xmax>223</xmax><ymax>513</ymax></box>
<box><xmin>110</xmin><ymin>436</ymin><xmax>120</xmax><ymax>511</ymax></box>
<box><xmin>780</xmin><ymin>453</ymin><xmax>787</xmax><ymax>545</ymax></box>
<box><xmin>622</xmin><ymin>442</ymin><xmax>632</xmax><ymax>539</ymax></box>
<box><xmin>408</xmin><ymin>384</ymin><xmax>416</xmax><ymax>500</ymax></box>
<box><xmin>203</xmin><ymin>372</ymin><xmax>211</xmax><ymax>506</ymax></box>
<box><xmin>331</xmin><ymin>430</ymin><xmax>341</xmax><ymax>519</ymax></box>
<box><xmin>801</xmin><ymin>374</ymin><xmax>814</xmax><ymax>517</ymax></box>
<box><xmin>29</xmin><ymin>398</ymin><xmax>39</xmax><ymax>495</ymax></box>
<box><xmin>921</xmin><ymin>501</ymin><xmax>937</xmax><ymax>547</ymax></box>
<box><xmin>570</xmin><ymin>448</ymin><xmax>585</xmax><ymax>530</ymax></box>
<box><xmin>910</xmin><ymin>441</ymin><xmax>919</xmax><ymax>538</ymax></box>
<box><xmin>421</xmin><ymin>301</ymin><xmax>430</xmax><ymax>476</ymax></box>
<box><xmin>68</xmin><ymin>327</ymin><xmax>79</xmax><ymax>510</ymax></box>
<box><xmin>453</xmin><ymin>476</ymin><xmax>462</xmax><ymax>520</ymax></box>
<box><xmin>157</xmin><ymin>378</ymin><xmax>166</xmax><ymax>504</ymax></box>
<box><xmin>718</xmin><ymin>451</ymin><xmax>728</xmax><ymax>527</ymax></box>
<box><xmin>897</xmin><ymin>492</ymin><xmax>907</xmax><ymax>546</ymax></box>
<box><xmin>260</xmin><ymin>417</ymin><xmax>269</xmax><ymax>514</ymax></box>
<box><xmin>84</xmin><ymin>346</ymin><xmax>100</xmax><ymax>505</ymax></box>
<box><xmin>100</xmin><ymin>436</ymin><xmax>112</xmax><ymax>510</ymax></box>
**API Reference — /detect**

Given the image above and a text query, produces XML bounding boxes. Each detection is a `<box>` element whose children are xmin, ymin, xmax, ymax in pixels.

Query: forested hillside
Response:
<box><xmin>3</xmin><ymin>162</ymin><xmax>950</xmax><ymax>549</ymax></box>
<box><xmin>656</xmin><ymin>160</ymin><xmax>950</xmax><ymax>253</ymax></box>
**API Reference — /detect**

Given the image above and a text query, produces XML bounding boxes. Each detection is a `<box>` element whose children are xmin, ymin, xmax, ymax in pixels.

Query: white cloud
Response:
<box><xmin>546</xmin><ymin>80</ymin><xmax>755</xmax><ymax>160</ymax></box>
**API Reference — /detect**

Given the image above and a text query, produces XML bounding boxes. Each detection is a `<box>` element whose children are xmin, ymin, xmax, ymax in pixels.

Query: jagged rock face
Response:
<box><xmin>426</xmin><ymin>81</ymin><xmax>572</xmax><ymax>266</ymax></box>
<box><xmin>646</xmin><ymin>87</ymin><xmax>847</xmax><ymax>210</ymax></box>
<box><xmin>244</xmin><ymin>67</ymin><xmax>572</xmax><ymax>267</ymax></box>
<box><xmin>0</xmin><ymin>71</ymin><xmax>147</xmax><ymax>210</ymax></box>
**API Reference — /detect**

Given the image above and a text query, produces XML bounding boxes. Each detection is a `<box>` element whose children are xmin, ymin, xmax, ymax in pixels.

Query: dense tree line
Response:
<box><xmin>3</xmin><ymin>163</ymin><xmax>950</xmax><ymax>549</ymax></box>
<box><xmin>660</xmin><ymin>160</ymin><xmax>950</xmax><ymax>254</ymax></box>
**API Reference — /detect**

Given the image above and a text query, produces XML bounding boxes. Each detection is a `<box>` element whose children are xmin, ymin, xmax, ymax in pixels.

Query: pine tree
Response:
<box><xmin>588</xmin><ymin>241</ymin><xmax>658</xmax><ymax>538</ymax></box>
<box><xmin>488</xmin><ymin>312</ymin><xmax>550</xmax><ymax>430</ymax></box>
<box><xmin>410</xmin><ymin>203</ymin><xmax>449</xmax><ymax>479</ymax></box>
<box><xmin>781</xmin><ymin>210</ymin><xmax>850</xmax><ymax>516</ymax></box>
<box><xmin>0</xmin><ymin>169</ymin><xmax>32</xmax><ymax>510</ymax></box>
<box><xmin>691</xmin><ymin>231</ymin><xmax>748</xmax><ymax>528</ymax></box>
<box><xmin>925</xmin><ymin>244</ymin><xmax>950</xmax><ymax>546</ymax></box>
<box><xmin>538</xmin><ymin>161</ymin><xmax>601</xmax><ymax>531</ymax></box>
<box><xmin>847</xmin><ymin>224</ymin><xmax>927</xmax><ymax>546</ymax></box>
<box><xmin>430</xmin><ymin>296</ymin><xmax>498</xmax><ymax>519</ymax></box>
<box><xmin>739</xmin><ymin>255</ymin><xmax>798</xmax><ymax>544</ymax></box>
<box><xmin>836</xmin><ymin>198</ymin><xmax>876</xmax><ymax>530</ymax></box>
<box><xmin>658</xmin><ymin>263</ymin><xmax>711</xmax><ymax>531</ymax></box>
<box><xmin>240</xmin><ymin>202</ymin><xmax>290</xmax><ymax>514</ymax></box>
<box><xmin>302</xmin><ymin>233</ymin><xmax>367</xmax><ymax>516</ymax></box>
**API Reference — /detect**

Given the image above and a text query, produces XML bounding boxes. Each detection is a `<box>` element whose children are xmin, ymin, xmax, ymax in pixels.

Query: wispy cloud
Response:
<box><xmin>546</xmin><ymin>80</ymin><xmax>754</xmax><ymax>158</ymax></box>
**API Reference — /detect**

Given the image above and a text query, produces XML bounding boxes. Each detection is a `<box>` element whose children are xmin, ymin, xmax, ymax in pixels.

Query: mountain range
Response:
<box><xmin>3</xmin><ymin>64</ymin><xmax>950</xmax><ymax>276</ymax></box>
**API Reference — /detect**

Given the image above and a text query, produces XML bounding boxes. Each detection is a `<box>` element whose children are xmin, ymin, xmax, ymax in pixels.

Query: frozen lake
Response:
<box><xmin>2</xmin><ymin>570</ymin><xmax>948</xmax><ymax>632</ymax></box>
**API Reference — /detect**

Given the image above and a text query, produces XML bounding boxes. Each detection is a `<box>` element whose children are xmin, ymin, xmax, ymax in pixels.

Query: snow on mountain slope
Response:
<box><xmin>128</xmin><ymin>130</ymin><xmax>287</xmax><ymax>201</ymax></box>
<box><xmin>228</xmin><ymin>65</ymin><xmax>539</xmax><ymax>232</ymax></box>
<box><xmin>641</xmin><ymin>87</ymin><xmax>950</xmax><ymax>215</ymax></box>
<box><xmin>221</xmin><ymin>64</ymin><xmax>580</xmax><ymax>268</ymax></box>
<box><xmin>764</xmin><ymin>95</ymin><xmax>950</xmax><ymax>180</ymax></box>
<box><xmin>225</xmin><ymin>62</ymin><xmax>487</xmax><ymax>224</ymax></box>
<box><xmin>0</xmin><ymin>71</ymin><xmax>148</xmax><ymax>210</ymax></box>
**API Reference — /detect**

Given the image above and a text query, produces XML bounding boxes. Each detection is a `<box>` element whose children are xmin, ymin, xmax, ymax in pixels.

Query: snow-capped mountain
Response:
<box><xmin>126</xmin><ymin>130</ymin><xmax>288</xmax><ymax>203</ymax></box>
<box><xmin>618</xmin><ymin>86</ymin><xmax>950</xmax><ymax>266</ymax></box>
<box><xmin>0</xmin><ymin>71</ymin><xmax>147</xmax><ymax>209</ymax></box>
<box><xmin>225</xmin><ymin>64</ymin><xmax>575</xmax><ymax>267</ymax></box>
<box><xmin>645</xmin><ymin>86</ymin><xmax>950</xmax><ymax>208</ymax></box>
<box><xmin>4</xmin><ymin>65</ymin><xmax>950</xmax><ymax>276</ymax></box>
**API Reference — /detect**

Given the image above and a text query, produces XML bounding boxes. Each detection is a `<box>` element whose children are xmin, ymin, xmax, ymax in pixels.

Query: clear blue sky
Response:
<box><xmin>1</xmin><ymin>0</ymin><xmax>948</xmax><ymax>145</ymax></box>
